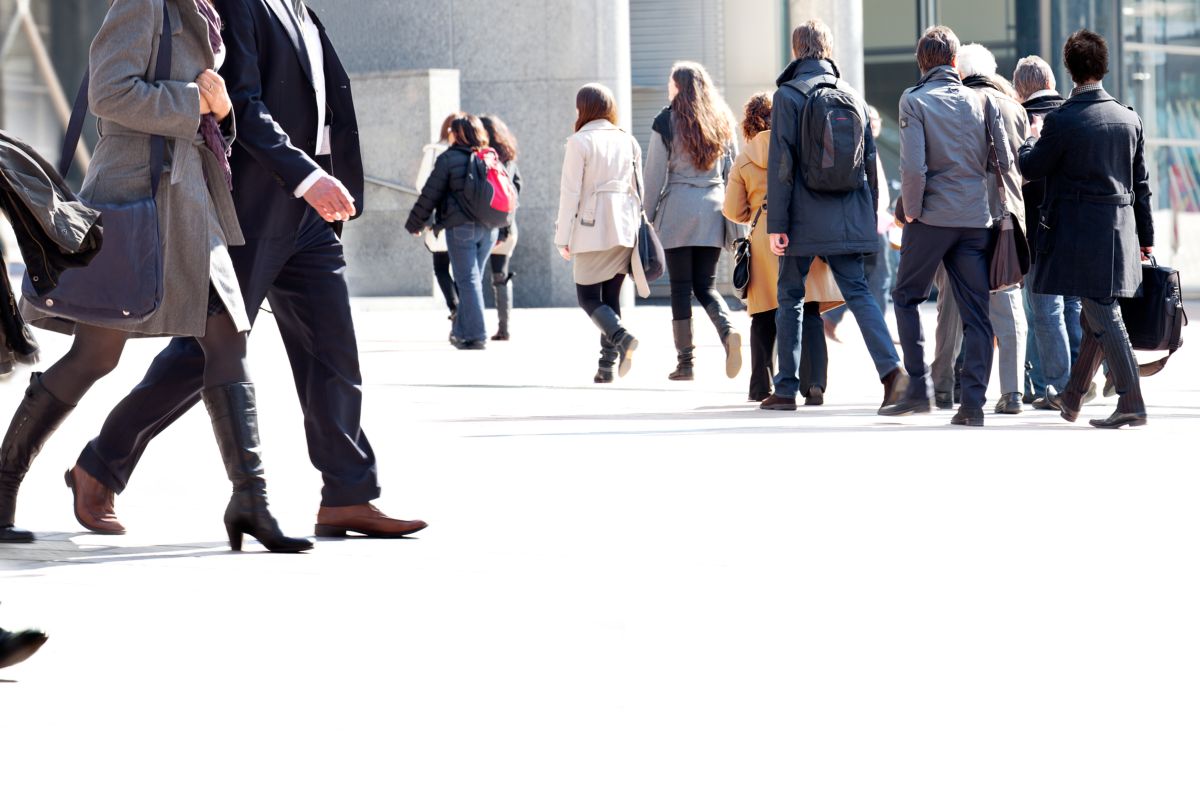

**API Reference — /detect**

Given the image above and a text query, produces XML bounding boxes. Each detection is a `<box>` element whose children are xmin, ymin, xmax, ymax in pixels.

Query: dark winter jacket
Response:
<box><xmin>405</xmin><ymin>145</ymin><xmax>476</xmax><ymax>234</ymax></box>
<box><xmin>1019</xmin><ymin>91</ymin><xmax>1065</xmax><ymax>262</ymax></box>
<box><xmin>766</xmin><ymin>58</ymin><xmax>878</xmax><ymax>256</ymax></box>
<box><xmin>0</xmin><ymin>130</ymin><xmax>102</xmax><ymax>293</ymax></box>
<box><xmin>1018</xmin><ymin>89</ymin><xmax>1153</xmax><ymax>299</ymax></box>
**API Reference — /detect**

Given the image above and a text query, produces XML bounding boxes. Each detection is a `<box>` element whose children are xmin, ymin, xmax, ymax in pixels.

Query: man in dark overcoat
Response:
<box><xmin>1018</xmin><ymin>29</ymin><xmax>1154</xmax><ymax>428</ymax></box>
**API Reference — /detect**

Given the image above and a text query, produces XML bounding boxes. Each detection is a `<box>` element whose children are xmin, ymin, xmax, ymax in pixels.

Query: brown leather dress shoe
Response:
<box><xmin>315</xmin><ymin>503</ymin><xmax>427</xmax><ymax>538</ymax></box>
<box><xmin>65</xmin><ymin>465</ymin><xmax>126</xmax><ymax>534</ymax></box>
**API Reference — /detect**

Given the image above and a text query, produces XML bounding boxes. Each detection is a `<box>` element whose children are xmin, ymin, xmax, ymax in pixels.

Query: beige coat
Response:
<box><xmin>23</xmin><ymin>0</ymin><xmax>248</xmax><ymax>337</ymax></box>
<box><xmin>723</xmin><ymin>130</ymin><xmax>843</xmax><ymax>316</ymax></box>
<box><xmin>554</xmin><ymin>120</ymin><xmax>643</xmax><ymax>262</ymax></box>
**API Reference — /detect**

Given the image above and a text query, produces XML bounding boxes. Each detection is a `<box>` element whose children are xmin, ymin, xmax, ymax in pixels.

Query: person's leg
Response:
<box><xmin>581</xmin><ymin>275</ymin><xmax>638</xmax><ymax>378</ymax></box>
<box><xmin>1064</xmin><ymin>295</ymin><xmax>1083</xmax><ymax>365</ymax></box>
<box><xmin>1022</xmin><ymin>284</ymin><xmax>1044</xmax><ymax>399</ymax></box>
<box><xmin>865</xmin><ymin>246</ymin><xmax>887</xmax><ymax>313</ymax></box>
<box><xmin>825</xmin><ymin>252</ymin><xmax>900</xmax><ymax>379</ymax></box>
<box><xmin>930</xmin><ymin>266</ymin><xmax>962</xmax><ymax>405</ymax></box>
<box><xmin>39</xmin><ymin>325</ymin><xmax>128</xmax><ymax>405</ymax></box>
<box><xmin>771</xmin><ymin>256</ymin><xmax>809</xmax><ymax>401</ymax></box>
<box><xmin>577</xmin><ymin>282</ymin><xmax>612</xmax><ymax>382</ymax></box>
<box><xmin>489</xmin><ymin>253</ymin><xmax>512</xmax><ymax>340</ymax></box>
<box><xmin>445</xmin><ymin>224</ymin><xmax>488</xmax><ymax>344</ymax></box>
<box><xmin>1081</xmin><ymin>297</ymin><xmax>1145</xmax><ymax>423</ymax></box>
<box><xmin>891</xmin><ymin>223</ymin><xmax>955</xmax><ymax>407</ymax></box>
<box><xmin>748</xmin><ymin>310</ymin><xmax>775</xmax><ymax>401</ymax></box>
<box><xmin>692</xmin><ymin>246</ymin><xmax>741</xmax><ymax>378</ymax></box>
<box><xmin>798</xmin><ymin>301</ymin><xmax>827</xmax><ymax>401</ymax></box>
<box><xmin>941</xmin><ymin>229</ymin><xmax>995</xmax><ymax>414</ymax></box>
<box><xmin>989</xmin><ymin>286</ymin><xmax>1027</xmax><ymax>410</ymax></box>
<box><xmin>666</xmin><ymin>247</ymin><xmax>696</xmax><ymax>379</ymax></box>
<box><xmin>432</xmin><ymin>251</ymin><xmax>457</xmax><ymax>314</ymax></box>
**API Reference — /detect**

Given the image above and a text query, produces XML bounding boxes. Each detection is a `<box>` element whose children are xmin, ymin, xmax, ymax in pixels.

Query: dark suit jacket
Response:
<box><xmin>1019</xmin><ymin>92</ymin><xmax>1064</xmax><ymax>263</ymax></box>
<box><xmin>213</xmin><ymin>0</ymin><xmax>364</xmax><ymax>239</ymax></box>
<box><xmin>1018</xmin><ymin>90</ymin><xmax>1153</xmax><ymax>299</ymax></box>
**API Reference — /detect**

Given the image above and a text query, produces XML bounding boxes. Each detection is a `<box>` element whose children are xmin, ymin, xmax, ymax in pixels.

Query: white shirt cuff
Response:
<box><xmin>293</xmin><ymin>169</ymin><xmax>326</xmax><ymax>198</ymax></box>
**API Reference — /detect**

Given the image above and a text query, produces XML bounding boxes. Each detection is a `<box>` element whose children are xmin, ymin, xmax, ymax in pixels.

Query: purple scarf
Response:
<box><xmin>195</xmin><ymin>0</ymin><xmax>233</xmax><ymax>190</ymax></box>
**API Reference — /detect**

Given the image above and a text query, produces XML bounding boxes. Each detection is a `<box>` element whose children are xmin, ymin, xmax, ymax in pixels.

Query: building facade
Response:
<box><xmin>1</xmin><ymin>0</ymin><xmax>1197</xmax><ymax>302</ymax></box>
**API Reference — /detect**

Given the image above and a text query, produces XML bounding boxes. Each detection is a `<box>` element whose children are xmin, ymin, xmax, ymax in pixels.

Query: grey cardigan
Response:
<box><xmin>642</xmin><ymin>111</ymin><xmax>736</xmax><ymax>250</ymax></box>
<box><xmin>23</xmin><ymin>0</ymin><xmax>249</xmax><ymax>337</ymax></box>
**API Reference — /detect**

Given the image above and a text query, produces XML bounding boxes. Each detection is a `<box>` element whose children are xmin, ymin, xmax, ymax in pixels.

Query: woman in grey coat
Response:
<box><xmin>0</xmin><ymin>0</ymin><xmax>310</xmax><ymax>552</ymax></box>
<box><xmin>644</xmin><ymin>61</ymin><xmax>741</xmax><ymax>381</ymax></box>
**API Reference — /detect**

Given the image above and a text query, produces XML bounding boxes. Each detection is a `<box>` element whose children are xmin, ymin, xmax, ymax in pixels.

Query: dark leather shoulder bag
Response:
<box><xmin>731</xmin><ymin>202</ymin><xmax>764</xmax><ymax>301</ymax></box>
<box><xmin>983</xmin><ymin>97</ymin><xmax>1028</xmax><ymax>292</ymax></box>
<box><xmin>22</xmin><ymin>0</ymin><xmax>169</xmax><ymax>324</ymax></box>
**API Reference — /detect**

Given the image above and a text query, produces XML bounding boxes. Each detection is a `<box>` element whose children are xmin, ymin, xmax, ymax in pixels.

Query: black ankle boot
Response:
<box><xmin>203</xmin><ymin>383</ymin><xmax>312</xmax><ymax>553</ymax></box>
<box><xmin>0</xmin><ymin>374</ymin><xmax>75</xmax><ymax>543</ymax></box>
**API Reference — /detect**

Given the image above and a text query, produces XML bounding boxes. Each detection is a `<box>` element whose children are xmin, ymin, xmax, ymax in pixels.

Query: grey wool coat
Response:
<box><xmin>642</xmin><ymin>109</ymin><xmax>737</xmax><ymax>251</ymax></box>
<box><xmin>22</xmin><ymin>0</ymin><xmax>249</xmax><ymax>337</ymax></box>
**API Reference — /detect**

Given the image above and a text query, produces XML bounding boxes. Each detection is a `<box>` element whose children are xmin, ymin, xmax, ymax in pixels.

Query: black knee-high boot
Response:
<box><xmin>0</xmin><ymin>374</ymin><xmax>75</xmax><ymax>543</ymax></box>
<box><xmin>703</xmin><ymin>298</ymin><xmax>743</xmax><ymax>379</ymax></box>
<box><xmin>589</xmin><ymin>308</ymin><xmax>638</xmax><ymax>378</ymax></box>
<box><xmin>203</xmin><ymin>383</ymin><xmax>312</xmax><ymax>553</ymax></box>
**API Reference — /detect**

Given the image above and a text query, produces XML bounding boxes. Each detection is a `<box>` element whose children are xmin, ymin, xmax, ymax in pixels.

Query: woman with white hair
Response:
<box><xmin>931</xmin><ymin>42</ymin><xmax>1031</xmax><ymax>415</ymax></box>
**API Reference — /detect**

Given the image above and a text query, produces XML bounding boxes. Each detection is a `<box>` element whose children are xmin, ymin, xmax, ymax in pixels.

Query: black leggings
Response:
<box><xmin>489</xmin><ymin>253</ymin><xmax>511</xmax><ymax>283</ymax></box>
<box><xmin>432</xmin><ymin>251</ymin><xmax>457</xmax><ymax>313</ymax></box>
<box><xmin>665</xmin><ymin>246</ymin><xmax>723</xmax><ymax>321</ymax></box>
<box><xmin>576</xmin><ymin>274</ymin><xmax>625</xmax><ymax>318</ymax></box>
<box><xmin>41</xmin><ymin>311</ymin><xmax>249</xmax><ymax>406</ymax></box>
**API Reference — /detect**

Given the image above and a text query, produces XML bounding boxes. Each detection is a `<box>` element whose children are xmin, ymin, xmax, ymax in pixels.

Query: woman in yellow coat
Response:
<box><xmin>723</xmin><ymin>93</ymin><xmax>843</xmax><ymax>404</ymax></box>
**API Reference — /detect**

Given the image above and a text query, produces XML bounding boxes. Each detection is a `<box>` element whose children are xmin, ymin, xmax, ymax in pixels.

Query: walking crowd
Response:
<box><xmin>0</xmin><ymin>5</ymin><xmax>1179</xmax><ymax>672</ymax></box>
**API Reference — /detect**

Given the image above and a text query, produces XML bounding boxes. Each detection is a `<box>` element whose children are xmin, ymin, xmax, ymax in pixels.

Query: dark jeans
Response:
<box><xmin>78</xmin><ymin>208</ymin><xmax>381</xmax><ymax>507</ymax></box>
<box><xmin>665</xmin><ymin>246</ymin><xmax>722</xmax><ymax>320</ymax></box>
<box><xmin>432</xmin><ymin>250</ymin><xmax>457</xmax><ymax>312</ymax></box>
<box><xmin>893</xmin><ymin>222</ymin><xmax>994</xmax><ymax>410</ymax></box>
<box><xmin>576</xmin><ymin>274</ymin><xmax>625</xmax><ymax>319</ymax></box>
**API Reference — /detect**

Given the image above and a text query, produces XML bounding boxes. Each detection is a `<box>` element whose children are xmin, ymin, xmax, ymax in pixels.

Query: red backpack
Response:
<box><xmin>458</xmin><ymin>147</ymin><xmax>518</xmax><ymax>228</ymax></box>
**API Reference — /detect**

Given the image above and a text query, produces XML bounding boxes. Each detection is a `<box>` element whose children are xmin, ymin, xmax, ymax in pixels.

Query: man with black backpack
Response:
<box><xmin>762</xmin><ymin>20</ymin><xmax>908</xmax><ymax>412</ymax></box>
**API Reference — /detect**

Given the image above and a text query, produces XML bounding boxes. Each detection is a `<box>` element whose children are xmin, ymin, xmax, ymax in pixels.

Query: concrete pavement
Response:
<box><xmin>2</xmin><ymin>298</ymin><xmax>1197</xmax><ymax>799</ymax></box>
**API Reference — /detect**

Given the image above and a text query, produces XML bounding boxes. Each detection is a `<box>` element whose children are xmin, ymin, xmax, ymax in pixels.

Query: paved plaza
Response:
<box><xmin>3</xmin><ymin>298</ymin><xmax>1198</xmax><ymax>799</ymax></box>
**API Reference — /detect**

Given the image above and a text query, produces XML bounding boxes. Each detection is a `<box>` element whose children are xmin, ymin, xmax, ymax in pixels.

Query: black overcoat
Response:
<box><xmin>1018</xmin><ymin>90</ymin><xmax>1153</xmax><ymax>299</ymax></box>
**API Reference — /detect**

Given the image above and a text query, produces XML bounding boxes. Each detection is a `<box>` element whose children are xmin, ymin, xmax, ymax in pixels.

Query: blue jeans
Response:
<box><xmin>446</xmin><ymin>222</ymin><xmax>497</xmax><ymax>343</ymax></box>
<box><xmin>1024</xmin><ymin>284</ymin><xmax>1072</xmax><ymax>394</ymax></box>
<box><xmin>1064</xmin><ymin>295</ymin><xmax>1083</xmax><ymax>365</ymax></box>
<box><xmin>774</xmin><ymin>252</ymin><xmax>900</xmax><ymax>398</ymax></box>
<box><xmin>824</xmin><ymin>234</ymin><xmax>891</xmax><ymax>325</ymax></box>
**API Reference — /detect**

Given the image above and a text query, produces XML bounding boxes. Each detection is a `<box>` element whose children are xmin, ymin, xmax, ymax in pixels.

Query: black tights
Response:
<box><xmin>576</xmin><ymin>273</ymin><xmax>625</xmax><ymax>318</ymax></box>
<box><xmin>666</xmin><ymin>246</ymin><xmax>723</xmax><ymax>320</ymax></box>
<box><xmin>41</xmin><ymin>312</ymin><xmax>249</xmax><ymax>406</ymax></box>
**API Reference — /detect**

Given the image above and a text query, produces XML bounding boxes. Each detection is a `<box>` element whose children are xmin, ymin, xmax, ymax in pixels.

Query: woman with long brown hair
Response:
<box><xmin>554</xmin><ymin>83</ymin><xmax>641</xmax><ymax>381</ymax></box>
<box><xmin>644</xmin><ymin>61</ymin><xmax>741</xmax><ymax>381</ymax></box>
<box><xmin>479</xmin><ymin>115</ymin><xmax>521</xmax><ymax>341</ymax></box>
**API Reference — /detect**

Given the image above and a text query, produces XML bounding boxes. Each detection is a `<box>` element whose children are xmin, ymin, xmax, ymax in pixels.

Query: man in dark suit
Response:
<box><xmin>1019</xmin><ymin>30</ymin><xmax>1153</xmax><ymax>429</ymax></box>
<box><xmin>66</xmin><ymin>0</ymin><xmax>427</xmax><ymax>535</ymax></box>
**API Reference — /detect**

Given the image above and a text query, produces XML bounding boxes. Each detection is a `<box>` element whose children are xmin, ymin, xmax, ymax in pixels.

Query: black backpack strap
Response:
<box><xmin>793</xmin><ymin>75</ymin><xmax>839</xmax><ymax>96</ymax></box>
<box><xmin>60</xmin><ymin>0</ymin><xmax>172</xmax><ymax>196</ymax></box>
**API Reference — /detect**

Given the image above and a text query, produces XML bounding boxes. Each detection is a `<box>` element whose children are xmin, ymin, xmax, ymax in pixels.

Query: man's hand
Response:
<box><xmin>905</xmin><ymin>216</ymin><xmax>915</xmax><ymax>224</ymax></box>
<box><xmin>769</xmin><ymin>233</ymin><xmax>788</xmax><ymax>257</ymax></box>
<box><xmin>1141</xmin><ymin>246</ymin><xmax>1154</xmax><ymax>260</ymax></box>
<box><xmin>303</xmin><ymin>176</ymin><xmax>356</xmax><ymax>223</ymax></box>
<box><xmin>1030</xmin><ymin>114</ymin><xmax>1045</xmax><ymax>138</ymax></box>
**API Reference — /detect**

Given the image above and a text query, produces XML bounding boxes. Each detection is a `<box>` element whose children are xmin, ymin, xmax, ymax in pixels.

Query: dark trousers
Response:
<box><xmin>575</xmin><ymin>274</ymin><xmax>624</xmax><ymax>318</ymax></box>
<box><xmin>78</xmin><ymin>208</ymin><xmax>381</xmax><ymax>507</ymax></box>
<box><xmin>893</xmin><ymin>223</ymin><xmax>994</xmax><ymax>409</ymax></box>
<box><xmin>665</xmin><ymin>246</ymin><xmax>723</xmax><ymax>320</ymax></box>
<box><xmin>749</xmin><ymin>304</ymin><xmax>826</xmax><ymax>399</ymax></box>
<box><xmin>432</xmin><ymin>250</ymin><xmax>457</xmax><ymax>312</ymax></box>
<box><xmin>1062</xmin><ymin>298</ymin><xmax>1145</xmax><ymax>414</ymax></box>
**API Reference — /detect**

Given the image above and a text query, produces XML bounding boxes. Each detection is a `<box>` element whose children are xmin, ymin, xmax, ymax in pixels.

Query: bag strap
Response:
<box><xmin>59</xmin><ymin>0</ymin><xmax>172</xmax><ymax>197</ymax></box>
<box><xmin>748</xmin><ymin>202</ymin><xmax>766</xmax><ymax>232</ymax></box>
<box><xmin>982</xmin><ymin>96</ymin><xmax>1009</xmax><ymax>218</ymax></box>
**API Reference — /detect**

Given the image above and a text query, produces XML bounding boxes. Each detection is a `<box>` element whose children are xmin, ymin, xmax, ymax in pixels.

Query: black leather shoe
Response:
<box><xmin>1032</xmin><ymin>389</ymin><xmax>1064</xmax><ymax>411</ymax></box>
<box><xmin>804</xmin><ymin>387</ymin><xmax>824</xmax><ymax>406</ymax></box>
<box><xmin>0</xmin><ymin>627</ymin><xmax>48</xmax><ymax>669</ymax></box>
<box><xmin>934</xmin><ymin>392</ymin><xmax>954</xmax><ymax>410</ymax></box>
<box><xmin>760</xmin><ymin>394</ymin><xmax>797</xmax><ymax>411</ymax></box>
<box><xmin>951</xmin><ymin>406</ymin><xmax>985</xmax><ymax>426</ymax></box>
<box><xmin>994</xmin><ymin>392</ymin><xmax>1023</xmax><ymax>414</ymax></box>
<box><xmin>879</xmin><ymin>396</ymin><xmax>932</xmax><ymax>416</ymax></box>
<box><xmin>1089</xmin><ymin>411</ymin><xmax>1147</xmax><ymax>429</ymax></box>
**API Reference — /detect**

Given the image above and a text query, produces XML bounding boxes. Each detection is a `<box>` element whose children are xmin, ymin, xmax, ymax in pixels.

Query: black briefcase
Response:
<box><xmin>1120</xmin><ymin>257</ymin><xmax>1187</xmax><ymax>376</ymax></box>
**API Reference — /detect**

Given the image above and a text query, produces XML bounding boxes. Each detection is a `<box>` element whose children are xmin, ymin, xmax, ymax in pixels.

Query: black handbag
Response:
<box><xmin>1120</xmin><ymin>256</ymin><xmax>1187</xmax><ymax>376</ymax></box>
<box><xmin>983</xmin><ymin>98</ymin><xmax>1028</xmax><ymax>292</ymax></box>
<box><xmin>731</xmin><ymin>203</ymin><xmax>764</xmax><ymax>301</ymax></box>
<box><xmin>631</xmin><ymin>151</ymin><xmax>665</xmax><ymax>285</ymax></box>
<box><xmin>22</xmin><ymin>2</ymin><xmax>169</xmax><ymax>324</ymax></box>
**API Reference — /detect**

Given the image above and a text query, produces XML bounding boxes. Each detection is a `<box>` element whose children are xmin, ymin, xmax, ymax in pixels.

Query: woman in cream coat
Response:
<box><xmin>0</xmin><ymin>0</ymin><xmax>310</xmax><ymax>552</ymax></box>
<box><xmin>724</xmin><ymin>93</ymin><xmax>844</xmax><ymax>404</ymax></box>
<box><xmin>555</xmin><ymin>84</ymin><xmax>641</xmax><ymax>383</ymax></box>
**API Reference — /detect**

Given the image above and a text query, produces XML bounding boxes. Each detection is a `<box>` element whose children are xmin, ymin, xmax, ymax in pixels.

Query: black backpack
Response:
<box><xmin>1120</xmin><ymin>257</ymin><xmax>1187</xmax><ymax>376</ymax></box>
<box><xmin>793</xmin><ymin>76</ymin><xmax>866</xmax><ymax>193</ymax></box>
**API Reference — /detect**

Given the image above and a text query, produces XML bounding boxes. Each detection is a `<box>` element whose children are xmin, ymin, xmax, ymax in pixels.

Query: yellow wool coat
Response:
<box><xmin>723</xmin><ymin>129</ymin><xmax>844</xmax><ymax>316</ymax></box>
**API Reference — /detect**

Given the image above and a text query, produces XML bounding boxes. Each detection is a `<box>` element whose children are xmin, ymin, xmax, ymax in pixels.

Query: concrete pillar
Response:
<box><xmin>788</xmin><ymin>0</ymin><xmax>864</xmax><ymax>94</ymax></box>
<box><xmin>312</xmin><ymin>0</ymin><xmax>633</xmax><ymax>307</ymax></box>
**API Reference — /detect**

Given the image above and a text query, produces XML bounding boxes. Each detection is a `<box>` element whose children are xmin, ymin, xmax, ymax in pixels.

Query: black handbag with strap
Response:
<box><xmin>1120</xmin><ymin>256</ymin><xmax>1187</xmax><ymax>376</ymax></box>
<box><xmin>982</xmin><ymin>97</ymin><xmax>1029</xmax><ymax>292</ymax></box>
<box><xmin>731</xmin><ymin>202</ymin><xmax>764</xmax><ymax>301</ymax></box>
<box><xmin>21</xmin><ymin>0</ymin><xmax>169</xmax><ymax>324</ymax></box>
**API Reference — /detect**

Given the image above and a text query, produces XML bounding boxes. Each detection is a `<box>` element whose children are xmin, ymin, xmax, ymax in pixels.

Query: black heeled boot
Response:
<box><xmin>203</xmin><ymin>383</ymin><xmax>312</xmax><ymax>553</ymax></box>
<box><xmin>0</xmin><ymin>373</ymin><xmax>75</xmax><ymax>543</ymax></box>
<box><xmin>595</xmin><ymin>334</ymin><xmax>617</xmax><ymax>383</ymax></box>
<box><xmin>589</xmin><ymin>307</ymin><xmax>638</xmax><ymax>378</ymax></box>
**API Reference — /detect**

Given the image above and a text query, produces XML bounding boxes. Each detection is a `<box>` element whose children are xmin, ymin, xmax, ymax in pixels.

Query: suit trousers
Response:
<box><xmin>932</xmin><ymin>270</ymin><xmax>1026</xmax><ymax>397</ymax></box>
<box><xmin>893</xmin><ymin>223</ymin><xmax>994</xmax><ymax>410</ymax></box>
<box><xmin>78</xmin><ymin>208</ymin><xmax>381</xmax><ymax>507</ymax></box>
<box><xmin>1061</xmin><ymin>297</ymin><xmax>1145</xmax><ymax>414</ymax></box>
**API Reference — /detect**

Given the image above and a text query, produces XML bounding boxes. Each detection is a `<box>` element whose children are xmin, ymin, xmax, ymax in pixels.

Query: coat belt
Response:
<box><xmin>1064</xmin><ymin>191</ymin><xmax>1134</xmax><ymax>206</ymax></box>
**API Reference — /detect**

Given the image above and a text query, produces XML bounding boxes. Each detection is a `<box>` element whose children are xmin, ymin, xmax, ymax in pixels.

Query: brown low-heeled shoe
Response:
<box><xmin>64</xmin><ymin>465</ymin><xmax>126</xmax><ymax>534</ymax></box>
<box><xmin>314</xmin><ymin>503</ymin><xmax>427</xmax><ymax>538</ymax></box>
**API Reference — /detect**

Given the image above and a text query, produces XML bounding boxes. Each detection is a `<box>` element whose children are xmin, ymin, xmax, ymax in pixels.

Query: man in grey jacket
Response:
<box><xmin>761</xmin><ymin>19</ymin><xmax>907</xmax><ymax>411</ymax></box>
<box><xmin>882</xmin><ymin>25</ymin><xmax>1007</xmax><ymax>426</ymax></box>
